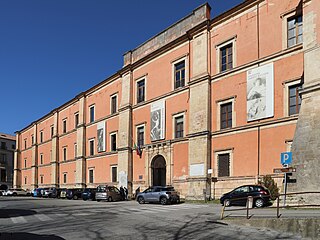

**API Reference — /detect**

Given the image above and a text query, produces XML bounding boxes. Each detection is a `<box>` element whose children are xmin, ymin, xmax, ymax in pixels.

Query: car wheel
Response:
<box><xmin>13</xmin><ymin>192</ymin><xmax>17</xmax><ymax>196</ymax></box>
<box><xmin>96</xmin><ymin>199</ymin><xmax>101</xmax><ymax>202</ymax></box>
<box><xmin>73</xmin><ymin>195</ymin><xmax>78</xmax><ymax>200</ymax></box>
<box><xmin>160</xmin><ymin>197</ymin><xmax>168</xmax><ymax>205</ymax></box>
<box><xmin>108</xmin><ymin>196</ymin><xmax>113</xmax><ymax>202</ymax></box>
<box><xmin>137</xmin><ymin>197</ymin><xmax>145</xmax><ymax>204</ymax></box>
<box><xmin>224</xmin><ymin>199</ymin><xmax>231</xmax><ymax>207</ymax></box>
<box><xmin>255</xmin><ymin>198</ymin><xmax>264</xmax><ymax>208</ymax></box>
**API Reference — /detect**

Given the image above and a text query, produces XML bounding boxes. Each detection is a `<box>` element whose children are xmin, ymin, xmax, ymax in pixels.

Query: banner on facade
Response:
<box><xmin>190</xmin><ymin>163</ymin><xmax>204</xmax><ymax>176</ymax></box>
<box><xmin>97</xmin><ymin>121</ymin><xmax>106</xmax><ymax>152</ymax></box>
<box><xmin>150</xmin><ymin>100</ymin><xmax>165</xmax><ymax>141</ymax></box>
<box><xmin>247</xmin><ymin>63</ymin><xmax>274</xmax><ymax>121</ymax></box>
<box><xmin>118</xmin><ymin>171</ymin><xmax>127</xmax><ymax>188</ymax></box>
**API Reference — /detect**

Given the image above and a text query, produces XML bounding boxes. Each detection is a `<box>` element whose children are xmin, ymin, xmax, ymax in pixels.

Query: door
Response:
<box><xmin>231</xmin><ymin>186</ymin><xmax>250</xmax><ymax>205</ymax></box>
<box><xmin>151</xmin><ymin>155</ymin><xmax>166</xmax><ymax>186</ymax></box>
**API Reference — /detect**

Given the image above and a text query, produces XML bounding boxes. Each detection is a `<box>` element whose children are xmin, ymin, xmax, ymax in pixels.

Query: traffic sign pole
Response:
<box><xmin>283</xmin><ymin>172</ymin><xmax>287</xmax><ymax>207</ymax></box>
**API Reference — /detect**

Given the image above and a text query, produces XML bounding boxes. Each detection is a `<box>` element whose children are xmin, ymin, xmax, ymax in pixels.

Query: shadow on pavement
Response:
<box><xmin>0</xmin><ymin>232</ymin><xmax>64</xmax><ymax>240</ymax></box>
<box><xmin>0</xmin><ymin>209</ymin><xmax>37</xmax><ymax>218</ymax></box>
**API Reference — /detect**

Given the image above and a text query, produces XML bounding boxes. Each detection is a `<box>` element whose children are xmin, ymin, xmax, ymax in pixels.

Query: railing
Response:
<box><xmin>220</xmin><ymin>191</ymin><xmax>320</xmax><ymax>220</ymax></box>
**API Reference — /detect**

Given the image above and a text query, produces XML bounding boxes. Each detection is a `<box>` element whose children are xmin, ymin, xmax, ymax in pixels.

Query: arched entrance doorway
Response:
<box><xmin>151</xmin><ymin>155</ymin><xmax>166</xmax><ymax>186</ymax></box>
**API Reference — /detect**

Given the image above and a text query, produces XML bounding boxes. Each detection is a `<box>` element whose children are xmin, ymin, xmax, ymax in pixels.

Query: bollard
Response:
<box><xmin>203</xmin><ymin>189</ymin><xmax>207</xmax><ymax>203</ymax></box>
<box><xmin>246</xmin><ymin>196</ymin><xmax>253</xmax><ymax>219</ymax></box>
<box><xmin>277</xmin><ymin>196</ymin><xmax>281</xmax><ymax>218</ymax></box>
<box><xmin>220</xmin><ymin>204</ymin><xmax>225</xmax><ymax>220</ymax></box>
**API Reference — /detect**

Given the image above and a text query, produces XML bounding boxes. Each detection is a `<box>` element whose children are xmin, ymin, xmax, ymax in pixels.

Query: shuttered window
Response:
<box><xmin>218</xmin><ymin>153</ymin><xmax>230</xmax><ymax>177</ymax></box>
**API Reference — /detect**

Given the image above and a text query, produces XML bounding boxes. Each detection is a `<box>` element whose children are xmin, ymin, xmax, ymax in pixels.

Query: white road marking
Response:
<box><xmin>11</xmin><ymin>216</ymin><xmax>27</xmax><ymax>224</ymax></box>
<box><xmin>34</xmin><ymin>214</ymin><xmax>53</xmax><ymax>221</ymax></box>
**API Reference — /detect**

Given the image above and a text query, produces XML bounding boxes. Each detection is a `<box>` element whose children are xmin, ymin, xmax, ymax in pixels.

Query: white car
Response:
<box><xmin>5</xmin><ymin>188</ymin><xmax>29</xmax><ymax>196</ymax></box>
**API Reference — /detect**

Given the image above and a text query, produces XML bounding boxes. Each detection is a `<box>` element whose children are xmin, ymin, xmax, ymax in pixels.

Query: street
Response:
<box><xmin>0</xmin><ymin>197</ymin><xmax>303</xmax><ymax>240</ymax></box>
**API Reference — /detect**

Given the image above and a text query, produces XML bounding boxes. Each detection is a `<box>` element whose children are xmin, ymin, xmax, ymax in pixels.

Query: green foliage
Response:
<box><xmin>259</xmin><ymin>175</ymin><xmax>279</xmax><ymax>200</ymax></box>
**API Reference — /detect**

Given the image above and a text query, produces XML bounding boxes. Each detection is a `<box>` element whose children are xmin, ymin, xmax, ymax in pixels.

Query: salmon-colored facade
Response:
<box><xmin>14</xmin><ymin>0</ymin><xmax>318</xmax><ymax>199</ymax></box>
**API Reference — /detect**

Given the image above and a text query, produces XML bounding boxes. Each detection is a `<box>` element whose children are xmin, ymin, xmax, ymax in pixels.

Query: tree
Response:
<box><xmin>259</xmin><ymin>175</ymin><xmax>279</xmax><ymax>200</ymax></box>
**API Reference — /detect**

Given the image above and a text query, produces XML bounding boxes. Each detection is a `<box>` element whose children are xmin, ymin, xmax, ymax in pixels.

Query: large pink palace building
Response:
<box><xmin>14</xmin><ymin>0</ymin><xmax>320</xmax><ymax>199</ymax></box>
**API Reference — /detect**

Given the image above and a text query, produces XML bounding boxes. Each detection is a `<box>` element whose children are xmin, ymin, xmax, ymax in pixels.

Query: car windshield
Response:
<box><xmin>97</xmin><ymin>186</ymin><xmax>107</xmax><ymax>192</ymax></box>
<box><xmin>143</xmin><ymin>188</ymin><xmax>154</xmax><ymax>193</ymax></box>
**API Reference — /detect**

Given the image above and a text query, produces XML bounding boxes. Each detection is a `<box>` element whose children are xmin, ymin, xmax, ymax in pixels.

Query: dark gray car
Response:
<box><xmin>136</xmin><ymin>186</ymin><xmax>180</xmax><ymax>205</ymax></box>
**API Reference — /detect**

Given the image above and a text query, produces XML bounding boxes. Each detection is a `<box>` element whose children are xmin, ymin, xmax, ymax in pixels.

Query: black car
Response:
<box><xmin>81</xmin><ymin>188</ymin><xmax>96</xmax><ymax>201</ymax></box>
<box><xmin>66</xmin><ymin>188</ymin><xmax>84</xmax><ymax>200</ymax></box>
<box><xmin>220</xmin><ymin>185</ymin><xmax>271</xmax><ymax>208</ymax></box>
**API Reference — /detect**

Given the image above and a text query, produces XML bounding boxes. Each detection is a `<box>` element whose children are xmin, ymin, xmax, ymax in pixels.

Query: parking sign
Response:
<box><xmin>281</xmin><ymin>152</ymin><xmax>292</xmax><ymax>165</ymax></box>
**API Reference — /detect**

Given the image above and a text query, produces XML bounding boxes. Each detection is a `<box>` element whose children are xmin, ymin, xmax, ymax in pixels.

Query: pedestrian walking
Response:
<box><xmin>120</xmin><ymin>186</ymin><xmax>125</xmax><ymax>201</ymax></box>
<box><xmin>124</xmin><ymin>187</ymin><xmax>128</xmax><ymax>200</ymax></box>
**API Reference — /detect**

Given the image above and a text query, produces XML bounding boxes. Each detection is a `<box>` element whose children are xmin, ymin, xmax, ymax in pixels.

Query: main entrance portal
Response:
<box><xmin>151</xmin><ymin>155</ymin><xmax>166</xmax><ymax>186</ymax></box>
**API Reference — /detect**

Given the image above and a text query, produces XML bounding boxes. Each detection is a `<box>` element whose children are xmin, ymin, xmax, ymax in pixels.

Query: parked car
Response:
<box><xmin>5</xmin><ymin>188</ymin><xmax>29</xmax><ymax>196</ymax></box>
<box><xmin>32</xmin><ymin>188</ymin><xmax>43</xmax><ymax>197</ymax></box>
<box><xmin>66</xmin><ymin>188</ymin><xmax>84</xmax><ymax>200</ymax></box>
<box><xmin>219</xmin><ymin>185</ymin><xmax>271</xmax><ymax>208</ymax></box>
<box><xmin>136</xmin><ymin>186</ymin><xmax>180</xmax><ymax>205</ymax></box>
<box><xmin>59</xmin><ymin>189</ymin><xmax>67</xmax><ymax>199</ymax></box>
<box><xmin>42</xmin><ymin>187</ymin><xmax>58</xmax><ymax>198</ymax></box>
<box><xmin>82</xmin><ymin>188</ymin><xmax>96</xmax><ymax>201</ymax></box>
<box><xmin>95</xmin><ymin>185</ymin><xmax>122</xmax><ymax>202</ymax></box>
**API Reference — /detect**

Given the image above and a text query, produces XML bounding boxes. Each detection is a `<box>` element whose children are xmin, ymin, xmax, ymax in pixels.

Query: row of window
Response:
<box><xmin>23</xmin><ymin>86</ymin><xmax>301</xmax><ymax>157</ymax></box>
<box><xmin>219</xmin><ymin>83</ymin><xmax>302</xmax><ymax>130</ymax></box>
<box><xmin>136</xmin><ymin>14</ymin><xmax>303</xmax><ymax>105</ymax></box>
<box><xmin>23</xmin><ymin>81</ymin><xmax>301</xmax><ymax>155</ymax></box>
<box><xmin>0</xmin><ymin>142</ymin><xmax>15</xmax><ymax>150</ymax></box>
<box><xmin>22</xmin><ymin>95</ymin><xmax>118</xmax><ymax>149</ymax></box>
<box><xmin>23</xmin><ymin>166</ymin><xmax>118</xmax><ymax>185</ymax></box>
<box><xmin>22</xmin><ymin>115</ymin><xmax>185</xmax><ymax>166</ymax></box>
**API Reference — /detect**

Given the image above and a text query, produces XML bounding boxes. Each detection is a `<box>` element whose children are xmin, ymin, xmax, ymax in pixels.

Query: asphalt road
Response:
<box><xmin>0</xmin><ymin>196</ymin><xmax>305</xmax><ymax>240</ymax></box>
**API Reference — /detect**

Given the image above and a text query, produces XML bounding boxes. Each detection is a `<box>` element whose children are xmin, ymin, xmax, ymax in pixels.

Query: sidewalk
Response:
<box><xmin>220</xmin><ymin>206</ymin><xmax>320</xmax><ymax>239</ymax></box>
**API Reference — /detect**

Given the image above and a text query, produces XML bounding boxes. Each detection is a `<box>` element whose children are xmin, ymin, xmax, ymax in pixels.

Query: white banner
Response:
<box><xmin>97</xmin><ymin>121</ymin><xmax>106</xmax><ymax>152</ymax></box>
<box><xmin>247</xmin><ymin>63</ymin><xmax>274</xmax><ymax>121</ymax></box>
<box><xmin>118</xmin><ymin>171</ymin><xmax>127</xmax><ymax>188</ymax></box>
<box><xmin>150</xmin><ymin>100</ymin><xmax>165</xmax><ymax>141</ymax></box>
<box><xmin>190</xmin><ymin>163</ymin><xmax>204</xmax><ymax>176</ymax></box>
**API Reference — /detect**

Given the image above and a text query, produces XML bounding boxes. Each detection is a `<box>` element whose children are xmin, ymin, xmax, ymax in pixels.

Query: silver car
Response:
<box><xmin>95</xmin><ymin>185</ymin><xmax>122</xmax><ymax>202</ymax></box>
<box><xmin>136</xmin><ymin>186</ymin><xmax>180</xmax><ymax>205</ymax></box>
<box><xmin>5</xmin><ymin>188</ymin><xmax>29</xmax><ymax>196</ymax></box>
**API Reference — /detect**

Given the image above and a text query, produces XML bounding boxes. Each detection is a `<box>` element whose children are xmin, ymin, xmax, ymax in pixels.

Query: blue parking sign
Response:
<box><xmin>281</xmin><ymin>152</ymin><xmax>292</xmax><ymax>165</ymax></box>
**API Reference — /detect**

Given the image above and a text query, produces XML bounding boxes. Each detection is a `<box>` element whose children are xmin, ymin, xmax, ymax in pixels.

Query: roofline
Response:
<box><xmin>123</xmin><ymin>2</ymin><xmax>211</xmax><ymax>56</ymax></box>
<box><xmin>210</xmin><ymin>0</ymin><xmax>261</xmax><ymax>25</ymax></box>
<box><xmin>0</xmin><ymin>133</ymin><xmax>16</xmax><ymax>141</ymax></box>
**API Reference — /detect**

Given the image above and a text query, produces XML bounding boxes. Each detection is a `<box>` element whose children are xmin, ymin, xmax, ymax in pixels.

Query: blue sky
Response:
<box><xmin>0</xmin><ymin>0</ymin><xmax>243</xmax><ymax>135</ymax></box>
